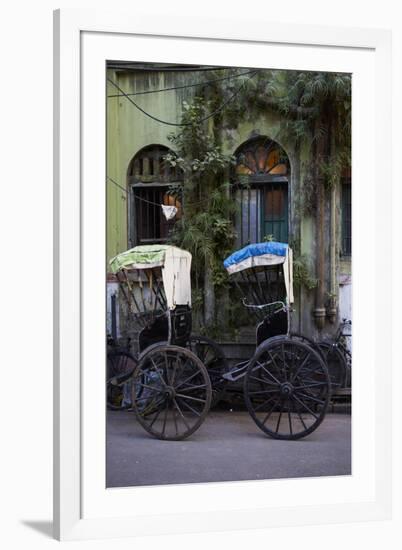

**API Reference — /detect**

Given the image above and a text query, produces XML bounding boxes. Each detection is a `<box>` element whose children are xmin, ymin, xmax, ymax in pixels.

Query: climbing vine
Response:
<box><xmin>164</xmin><ymin>97</ymin><xmax>237</xmax><ymax>329</ymax></box>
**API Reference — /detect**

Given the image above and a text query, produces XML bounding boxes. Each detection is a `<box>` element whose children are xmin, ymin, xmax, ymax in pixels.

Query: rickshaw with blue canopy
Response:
<box><xmin>221</xmin><ymin>241</ymin><xmax>331</xmax><ymax>439</ymax></box>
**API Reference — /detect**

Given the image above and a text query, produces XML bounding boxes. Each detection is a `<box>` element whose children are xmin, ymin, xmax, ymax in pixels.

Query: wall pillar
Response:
<box><xmin>313</xmin><ymin>177</ymin><xmax>326</xmax><ymax>330</ymax></box>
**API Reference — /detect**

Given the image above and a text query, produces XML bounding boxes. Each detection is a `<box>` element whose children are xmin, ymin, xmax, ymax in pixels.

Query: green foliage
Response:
<box><xmin>289</xmin><ymin>238</ymin><xmax>317</xmax><ymax>290</ymax></box>
<box><xmin>293</xmin><ymin>254</ymin><xmax>318</xmax><ymax>290</ymax></box>
<box><xmin>318</xmin><ymin>149</ymin><xmax>351</xmax><ymax>189</ymax></box>
<box><xmin>164</xmin><ymin>97</ymin><xmax>237</xmax><ymax>312</ymax></box>
<box><xmin>297</xmin><ymin>163</ymin><xmax>317</xmax><ymax>216</ymax></box>
<box><xmin>272</xmin><ymin>72</ymin><xmax>351</xmax><ymax>216</ymax></box>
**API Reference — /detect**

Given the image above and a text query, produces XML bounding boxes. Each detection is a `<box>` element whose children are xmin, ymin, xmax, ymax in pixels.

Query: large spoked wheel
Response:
<box><xmin>187</xmin><ymin>335</ymin><xmax>228</xmax><ymax>408</ymax></box>
<box><xmin>131</xmin><ymin>344</ymin><xmax>212</xmax><ymax>440</ymax></box>
<box><xmin>244</xmin><ymin>337</ymin><xmax>331</xmax><ymax>440</ymax></box>
<box><xmin>106</xmin><ymin>349</ymin><xmax>137</xmax><ymax>410</ymax></box>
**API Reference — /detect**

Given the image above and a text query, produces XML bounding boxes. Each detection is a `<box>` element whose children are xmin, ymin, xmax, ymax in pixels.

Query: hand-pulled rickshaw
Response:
<box><xmin>107</xmin><ymin>242</ymin><xmax>331</xmax><ymax>441</ymax></box>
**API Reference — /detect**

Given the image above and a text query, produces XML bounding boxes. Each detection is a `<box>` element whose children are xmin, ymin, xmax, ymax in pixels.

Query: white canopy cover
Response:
<box><xmin>223</xmin><ymin>242</ymin><xmax>294</xmax><ymax>304</ymax></box>
<box><xmin>109</xmin><ymin>245</ymin><xmax>192</xmax><ymax>309</ymax></box>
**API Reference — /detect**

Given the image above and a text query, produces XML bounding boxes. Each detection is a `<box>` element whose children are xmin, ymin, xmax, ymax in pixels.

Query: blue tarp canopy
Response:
<box><xmin>223</xmin><ymin>242</ymin><xmax>288</xmax><ymax>271</ymax></box>
<box><xmin>223</xmin><ymin>242</ymin><xmax>294</xmax><ymax>303</ymax></box>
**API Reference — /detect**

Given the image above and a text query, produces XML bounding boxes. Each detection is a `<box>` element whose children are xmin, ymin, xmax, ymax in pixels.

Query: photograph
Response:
<box><xmin>105</xmin><ymin>61</ymin><xmax>352</xmax><ymax>488</ymax></box>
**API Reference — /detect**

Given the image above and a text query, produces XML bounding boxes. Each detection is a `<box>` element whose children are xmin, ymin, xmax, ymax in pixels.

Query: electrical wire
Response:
<box><xmin>107</xmin><ymin>176</ymin><xmax>222</xmax><ymax>209</ymax></box>
<box><xmin>108</xmin><ymin>68</ymin><xmax>259</xmax><ymax>98</ymax></box>
<box><xmin>106</xmin><ymin>71</ymin><xmax>258</xmax><ymax>127</ymax></box>
<box><xmin>107</xmin><ymin>176</ymin><xmax>179</xmax><ymax>207</ymax></box>
<box><xmin>107</xmin><ymin>176</ymin><xmax>127</xmax><ymax>195</ymax></box>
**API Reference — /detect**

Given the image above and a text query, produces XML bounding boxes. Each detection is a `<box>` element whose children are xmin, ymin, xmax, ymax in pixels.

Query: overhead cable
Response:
<box><xmin>106</xmin><ymin>71</ymin><xmax>258</xmax><ymax>127</ymax></box>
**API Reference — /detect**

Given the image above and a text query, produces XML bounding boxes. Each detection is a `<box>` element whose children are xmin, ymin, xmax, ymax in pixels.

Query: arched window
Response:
<box><xmin>233</xmin><ymin>137</ymin><xmax>290</xmax><ymax>246</ymax></box>
<box><xmin>127</xmin><ymin>145</ymin><xmax>183</xmax><ymax>246</ymax></box>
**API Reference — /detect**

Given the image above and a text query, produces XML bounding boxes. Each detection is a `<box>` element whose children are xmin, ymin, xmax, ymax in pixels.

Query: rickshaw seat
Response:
<box><xmin>256</xmin><ymin>309</ymin><xmax>288</xmax><ymax>346</ymax></box>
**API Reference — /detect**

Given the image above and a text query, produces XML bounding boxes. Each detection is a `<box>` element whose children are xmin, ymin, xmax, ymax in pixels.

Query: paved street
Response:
<box><xmin>106</xmin><ymin>409</ymin><xmax>351</xmax><ymax>487</ymax></box>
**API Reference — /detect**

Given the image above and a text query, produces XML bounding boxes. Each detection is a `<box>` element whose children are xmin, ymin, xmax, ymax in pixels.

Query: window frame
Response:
<box><xmin>127</xmin><ymin>144</ymin><xmax>183</xmax><ymax>247</ymax></box>
<box><xmin>233</xmin><ymin>137</ymin><xmax>290</xmax><ymax>247</ymax></box>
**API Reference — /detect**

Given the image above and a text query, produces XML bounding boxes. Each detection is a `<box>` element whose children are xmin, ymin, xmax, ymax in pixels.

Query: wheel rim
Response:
<box><xmin>245</xmin><ymin>339</ymin><xmax>331</xmax><ymax>440</ymax></box>
<box><xmin>132</xmin><ymin>345</ymin><xmax>212</xmax><ymax>440</ymax></box>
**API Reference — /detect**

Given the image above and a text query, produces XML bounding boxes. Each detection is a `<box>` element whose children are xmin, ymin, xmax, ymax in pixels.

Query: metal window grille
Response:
<box><xmin>233</xmin><ymin>137</ymin><xmax>290</xmax><ymax>247</ymax></box>
<box><xmin>133</xmin><ymin>186</ymin><xmax>180</xmax><ymax>244</ymax></box>
<box><xmin>127</xmin><ymin>145</ymin><xmax>183</xmax><ymax>245</ymax></box>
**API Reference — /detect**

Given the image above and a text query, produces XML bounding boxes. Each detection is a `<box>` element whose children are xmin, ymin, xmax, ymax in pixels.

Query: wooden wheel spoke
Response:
<box><xmin>280</xmin><ymin>344</ymin><xmax>288</xmax><ymax>382</ymax></box>
<box><xmin>290</xmin><ymin>351</ymin><xmax>312</xmax><ymax>382</ymax></box>
<box><xmin>136</xmin><ymin>383</ymin><xmax>162</xmax><ymax>393</ymax></box>
<box><xmin>169</xmin><ymin>357</ymin><xmax>180</xmax><ymax>387</ymax></box>
<box><xmin>275</xmin><ymin>404</ymin><xmax>283</xmax><ymax>433</ymax></box>
<box><xmin>287</xmin><ymin>404</ymin><xmax>293</xmax><ymax>435</ymax></box>
<box><xmin>174</xmin><ymin>370</ymin><xmax>201</xmax><ymax>391</ymax></box>
<box><xmin>253</xmin><ymin>394</ymin><xmax>277</xmax><ymax>412</ymax></box>
<box><xmin>248</xmin><ymin>388</ymin><xmax>280</xmax><ymax>395</ymax></box>
<box><xmin>267</xmin><ymin>349</ymin><xmax>282</xmax><ymax>376</ymax></box>
<box><xmin>135</xmin><ymin>394</ymin><xmax>159</xmax><ymax>403</ymax></box>
<box><xmin>177</xmin><ymin>383</ymin><xmax>208</xmax><ymax>393</ymax></box>
<box><xmin>293</xmin><ymin>381</ymin><xmax>327</xmax><ymax>390</ymax></box>
<box><xmin>296</xmin><ymin>364</ymin><xmax>324</xmax><ymax>378</ymax></box>
<box><xmin>176</xmin><ymin>397</ymin><xmax>202</xmax><ymax>417</ymax></box>
<box><xmin>260</xmin><ymin>397</ymin><xmax>280</xmax><ymax>426</ymax></box>
<box><xmin>148</xmin><ymin>401</ymin><xmax>165</xmax><ymax>428</ymax></box>
<box><xmin>295</xmin><ymin>408</ymin><xmax>308</xmax><ymax>431</ymax></box>
<box><xmin>296</xmin><ymin>391</ymin><xmax>325</xmax><ymax>405</ymax></box>
<box><xmin>175</xmin><ymin>393</ymin><xmax>207</xmax><ymax>404</ymax></box>
<box><xmin>249</xmin><ymin>375</ymin><xmax>279</xmax><ymax>387</ymax></box>
<box><xmin>172</xmin><ymin>405</ymin><xmax>179</xmax><ymax>436</ymax></box>
<box><xmin>293</xmin><ymin>395</ymin><xmax>318</xmax><ymax>418</ymax></box>
<box><xmin>164</xmin><ymin>352</ymin><xmax>171</xmax><ymax>384</ymax></box>
<box><xmin>258</xmin><ymin>362</ymin><xmax>282</xmax><ymax>385</ymax></box>
<box><xmin>172</xmin><ymin>398</ymin><xmax>191</xmax><ymax>430</ymax></box>
<box><xmin>149</xmin><ymin>357</ymin><xmax>167</xmax><ymax>387</ymax></box>
<box><xmin>161</xmin><ymin>401</ymin><xmax>169</xmax><ymax>436</ymax></box>
<box><xmin>293</xmin><ymin>376</ymin><xmax>325</xmax><ymax>391</ymax></box>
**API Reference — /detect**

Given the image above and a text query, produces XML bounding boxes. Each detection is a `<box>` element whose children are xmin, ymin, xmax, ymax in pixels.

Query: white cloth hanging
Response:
<box><xmin>161</xmin><ymin>204</ymin><xmax>178</xmax><ymax>221</ymax></box>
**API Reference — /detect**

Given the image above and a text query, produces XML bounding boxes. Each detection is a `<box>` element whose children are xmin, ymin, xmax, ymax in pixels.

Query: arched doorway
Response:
<box><xmin>233</xmin><ymin>137</ymin><xmax>290</xmax><ymax>246</ymax></box>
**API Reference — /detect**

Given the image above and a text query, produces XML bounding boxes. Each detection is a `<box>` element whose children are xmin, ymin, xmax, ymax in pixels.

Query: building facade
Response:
<box><xmin>106</xmin><ymin>63</ymin><xmax>352</xmax><ymax>347</ymax></box>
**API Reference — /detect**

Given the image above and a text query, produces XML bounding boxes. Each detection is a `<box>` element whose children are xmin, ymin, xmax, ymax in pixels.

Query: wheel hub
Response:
<box><xmin>164</xmin><ymin>386</ymin><xmax>176</xmax><ymax>400</ymax></box>
<box><xmin>280</xmin><ymin>382</ymin><xmax>294</xmax><ymax>397</ymax></box>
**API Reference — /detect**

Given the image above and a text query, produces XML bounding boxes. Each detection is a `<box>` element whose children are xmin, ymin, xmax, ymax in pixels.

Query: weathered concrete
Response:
<box><xmin>106</xmin><ymin>410</ymin><xmax>351</xmax><ymax>487</ymax></box>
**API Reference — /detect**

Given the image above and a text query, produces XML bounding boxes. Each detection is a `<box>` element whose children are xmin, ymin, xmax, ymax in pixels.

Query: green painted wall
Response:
<box><xmin>107</xmin><ymin>69</ymin><xmax>198</xmax><ymax>261</ymax></box>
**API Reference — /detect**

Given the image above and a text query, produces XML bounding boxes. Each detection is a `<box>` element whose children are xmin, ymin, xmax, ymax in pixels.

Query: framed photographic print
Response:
<box><xmin>54</xmin><ymin>8</ymin><xmax>392</xmax><ymax>540</ymax></box>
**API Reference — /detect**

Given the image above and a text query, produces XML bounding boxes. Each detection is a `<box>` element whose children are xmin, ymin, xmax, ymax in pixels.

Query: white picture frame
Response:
<box><xmin>53</xmin><ymin>8</ymin><xmax>392</xmax><ymax>541</ymax></box>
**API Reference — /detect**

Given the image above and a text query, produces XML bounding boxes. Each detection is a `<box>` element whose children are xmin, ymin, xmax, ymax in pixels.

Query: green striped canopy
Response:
<box><xmin>109</xmin><ymin>245</ymin><xmax>171</xmax><ymax>273</ymax></box>
<box><xmin>109</xmin><ymin>244</ymin><xmax>192</xmax><ymax>308</ymax></box>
